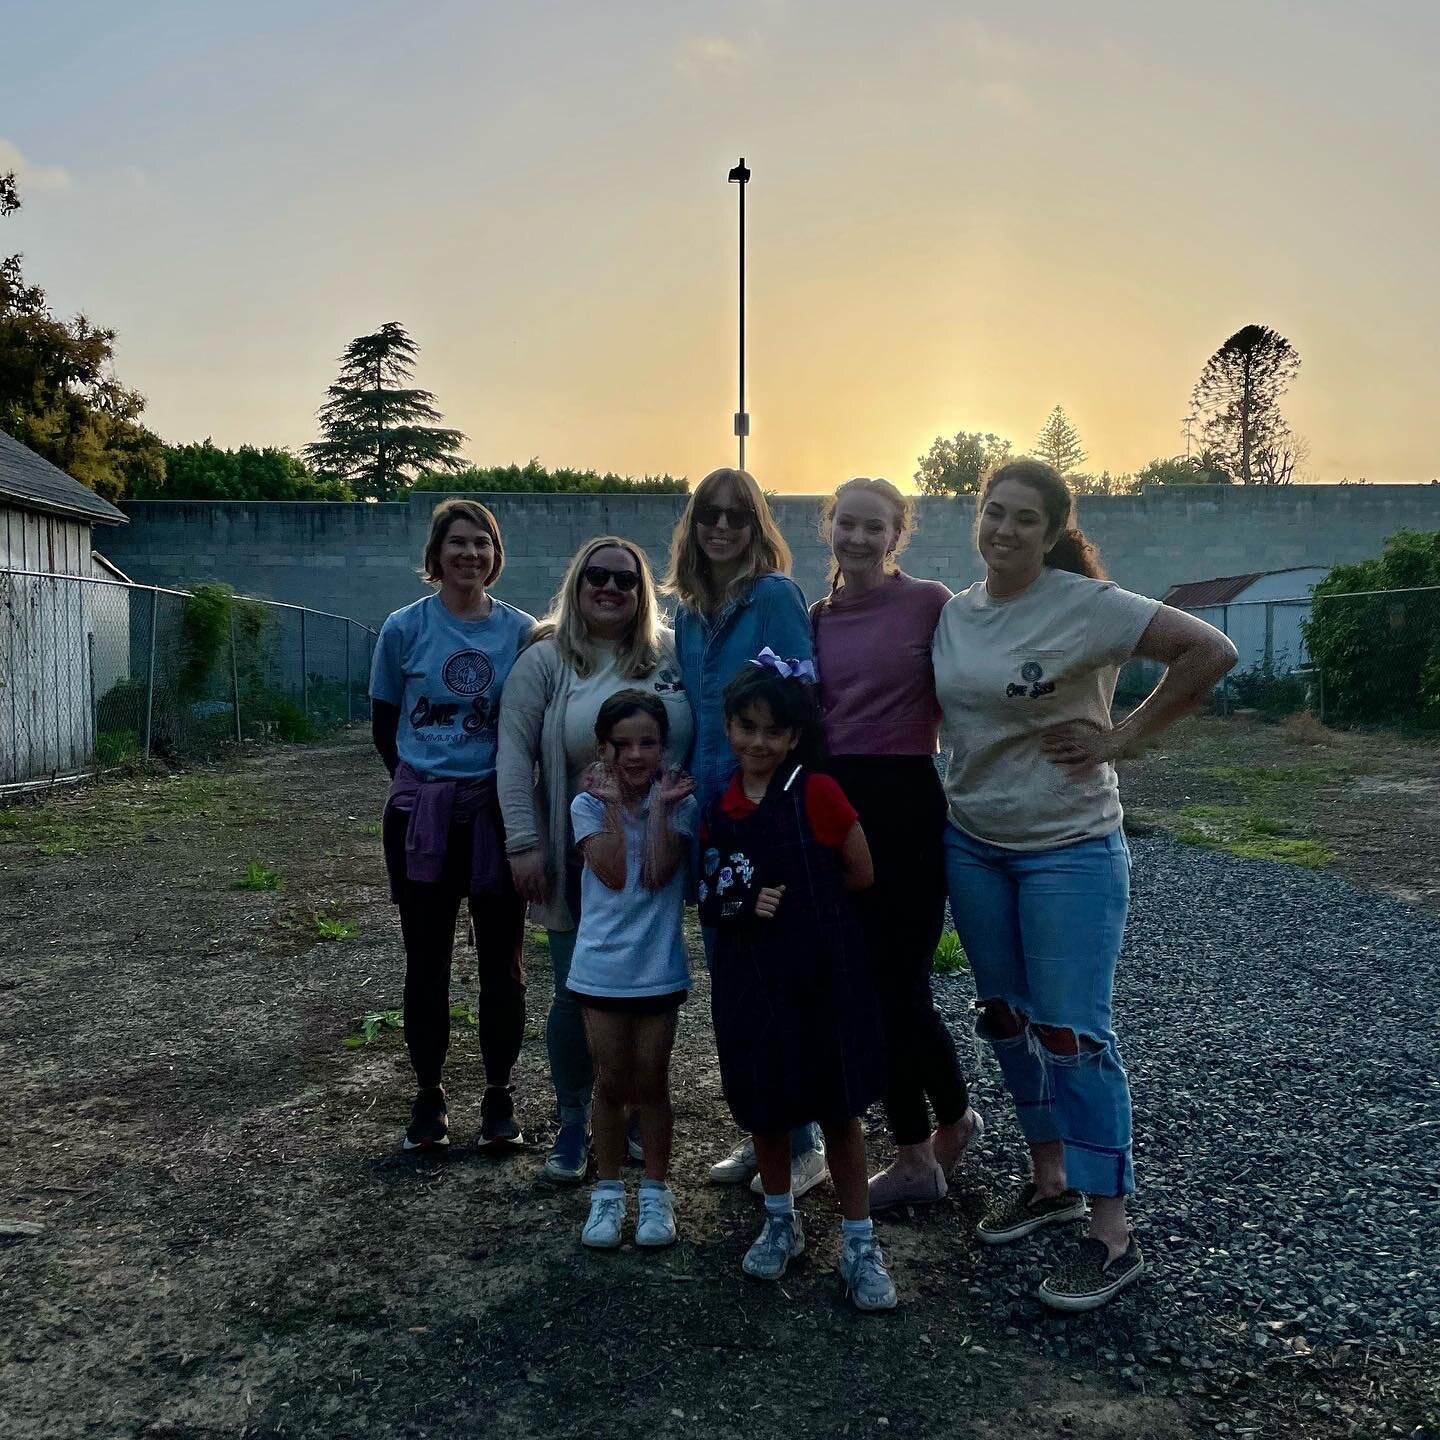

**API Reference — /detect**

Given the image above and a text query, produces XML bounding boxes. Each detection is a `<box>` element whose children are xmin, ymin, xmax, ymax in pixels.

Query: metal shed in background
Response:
<box><xmin>1162</xmin><ymin>567</ymin><xmax>1330</xmax><ymax>674</ymax></box>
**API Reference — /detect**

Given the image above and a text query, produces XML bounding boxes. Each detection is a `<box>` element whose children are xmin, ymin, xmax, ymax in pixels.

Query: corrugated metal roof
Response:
<box><xmin>1162</xmin><ymin>573</ymin><xmax>1265</xmax><ymax>608</ymax></box>
<box><xmin>0</xmin><ymin>427</ymin><xmax>128</xmax><ymax>526</ymax></box>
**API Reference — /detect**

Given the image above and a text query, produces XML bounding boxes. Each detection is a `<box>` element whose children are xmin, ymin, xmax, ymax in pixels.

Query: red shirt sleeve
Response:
<box><xmin>804</xmin><ymin>774</ymin><xmax>858</xmax><ymax>849</ymax></box>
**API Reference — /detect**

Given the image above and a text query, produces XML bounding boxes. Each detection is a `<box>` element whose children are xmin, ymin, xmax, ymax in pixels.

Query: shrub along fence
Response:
<box><xmin>0</xmin><ymin>569</ymin><xmax>377</xmax><ymax>792</ymax></box>
<box><xmin>1116</xmin><ymin>585</ymin><xmax>1440</xmax><ymax>728</ymax></box>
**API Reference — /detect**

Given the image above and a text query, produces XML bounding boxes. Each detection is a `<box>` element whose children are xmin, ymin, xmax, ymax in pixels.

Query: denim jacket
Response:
<box><xmin>674</xmin><ymin>572</ymin><xmax>815</xmax><ymax>810</ymax></box>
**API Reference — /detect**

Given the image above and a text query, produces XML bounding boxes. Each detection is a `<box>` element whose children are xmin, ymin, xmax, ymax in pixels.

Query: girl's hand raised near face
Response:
<box><xmin>753</xmin><ymin>884</ymin><xmax>785</xmax><ymax>920</ymax></box>
<box><xmin>582</xmin><ymin>761</ymin><xmax>623</xmax><ymax>806</ymax></box>
<box><xmin>656</xmin><ymin>766</ymin><xmax>696</xmax><ymax>809</ymax></box>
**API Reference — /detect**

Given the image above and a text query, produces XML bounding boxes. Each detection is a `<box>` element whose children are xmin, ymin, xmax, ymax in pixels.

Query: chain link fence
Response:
<box><xmin>1117</xmin><ymin>585</ymin><xmax>1440</xmax><ymax>727</ymax></box>
<box><xmin>1</xmin><ymin>570</ymin><xmax>377</xmax><ymax>792</ymax></box>
<box><xmin>1305</xmin><ymin>585</ymin><xmax>1440</xmax><ymax>728</ymax></box>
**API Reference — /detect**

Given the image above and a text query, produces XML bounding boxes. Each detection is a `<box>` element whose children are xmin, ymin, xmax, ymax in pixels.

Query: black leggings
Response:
<box><xmin>384</xmin><ymin>805</ymin><xmax>527</xmax><ymax>1092</ymax></box>
<box><xmin>827</xmin><ymin>755</ymin><xmax>970</xmax><ymax>1146</ymax></box>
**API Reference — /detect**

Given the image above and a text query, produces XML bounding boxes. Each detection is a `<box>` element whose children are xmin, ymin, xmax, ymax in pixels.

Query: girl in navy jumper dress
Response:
<box><xmin>701</xmin><ymin>657</ymin><xmax>897</xmax><ymax>1311</ymax></box>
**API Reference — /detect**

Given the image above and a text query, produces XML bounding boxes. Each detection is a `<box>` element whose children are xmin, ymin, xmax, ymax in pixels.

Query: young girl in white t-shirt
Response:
<box><xmin>569</xmin><ymin>690</ymin><xmax>697</xmax><ymax>1250</ymax></box>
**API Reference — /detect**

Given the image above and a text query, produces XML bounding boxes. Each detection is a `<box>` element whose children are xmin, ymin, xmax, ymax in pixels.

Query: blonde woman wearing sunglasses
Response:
<box><xmin>497</xmin><ymin>536</ymin><xmax>693</xmax><ymax>1184</ymax></box>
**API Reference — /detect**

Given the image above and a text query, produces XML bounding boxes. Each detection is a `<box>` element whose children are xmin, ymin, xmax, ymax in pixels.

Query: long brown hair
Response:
<box><xmin>665</xmin><ymin>467</ymin><xmax>792</xmax><ymax>614</ymax></box>
<box><xmin>529</xmin><ymin>536</ymin><xmax>664</xmax><ymax>679</ymax></box>
<box><xmin>978</xmin><ymin>458</ymin><xmax>1106</xmax><ymax>579</ymax></box>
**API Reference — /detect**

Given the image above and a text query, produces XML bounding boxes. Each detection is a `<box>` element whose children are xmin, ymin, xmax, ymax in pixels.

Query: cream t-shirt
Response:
<box><xmin>561</xmin><ymin>635</ymin><xmax>693</xmax><ymax>797</ymax></box>
<box><xmin>932</xmin><ymin>566</ymin><xmax>1161</xmax><ymax>850</ymax></box>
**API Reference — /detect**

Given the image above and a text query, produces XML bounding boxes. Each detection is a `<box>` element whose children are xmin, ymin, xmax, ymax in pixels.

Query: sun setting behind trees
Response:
<box><xmin>3</xmin><ymin>5</ymin><xmax>1437</xmax><ymax>493</ymax></box>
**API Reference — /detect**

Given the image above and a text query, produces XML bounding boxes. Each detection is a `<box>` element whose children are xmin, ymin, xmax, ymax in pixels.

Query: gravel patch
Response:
<box><xmin>931</xmin><ymin>833</ymin><xmax>1440</xmax><ymax>1436</ymax></box>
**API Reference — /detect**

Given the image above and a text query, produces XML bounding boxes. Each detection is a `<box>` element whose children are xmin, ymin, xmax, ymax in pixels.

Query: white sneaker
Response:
<box><xmin>635</xmin><ymin>1184</ymin><xmax>677</xmax><ymax>1247</ymax></box>
<box><xmin>707</xmin><ymin>1137</ymin><xmax>757</xmax><ymax>1184</ymax></box>
<box><xmin>750</xmin><ymin>1145</ymin><xmax>829</xmax><ymax>1198</ymax></box>
<box><xmin>581</xmin><ymin>1187</ymin><xmax>626</xmax><ymax>1249</ymax></box>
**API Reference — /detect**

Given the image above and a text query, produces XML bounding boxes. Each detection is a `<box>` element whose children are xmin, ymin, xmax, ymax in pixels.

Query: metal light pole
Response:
<box><xmin>727</xmin><ymin>158</ymin><xmax>751</xmax><ymax>470</ymax></box>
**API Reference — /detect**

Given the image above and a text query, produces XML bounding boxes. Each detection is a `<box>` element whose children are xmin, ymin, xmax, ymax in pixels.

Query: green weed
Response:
<box><xmin>94</xmin><ymin>730</ymin><xmax>141</xmax><ymax>768</ymax></box>
<box><xmin>1175</xmin><ymin>804</ymin><xmax>1333</xmax><ymax>869</ymax></box>
<box><xmin>449</xmin><ymin>1003</ymin><xmax>478</xmax><ymax>1026</ymax></box>
<box><xmin>34</xmin><ymin>822</ymin><xmax>87</xmax><ymax>856</ymax></box>
<box><xmin>362</xmin><ymin>822</ymin><xmax>382</xmax><ymax>837</ymax></box>
<box><xmin>933</xmin><ymin>928</ymin><xmax>969</xmax><ymax>975</ymax></box>
<box><xmin>234</xmin><ymin>861</ymin><xmax>282</xmax><ymax>891</ymax></box>
<box><xmin>314</xmin><ymin>914</ymin><xmax>359</xmax><ymax>942</ymax></box>
<box><xmin>343</xmin><ymin>1009</ymin><xmax>403</xmax><ymax>1047</ymax></box>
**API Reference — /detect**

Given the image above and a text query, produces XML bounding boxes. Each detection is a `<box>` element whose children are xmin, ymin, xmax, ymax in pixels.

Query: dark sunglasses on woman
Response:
<box><xmin>694</xmin><ymin>503</ymin><xmax>753</xmax><ymax>529</ymax></box>
<box><xmin>582</xmin><ymin>565</ymin><xmax>641</xmax><ymax>592</ymax></box>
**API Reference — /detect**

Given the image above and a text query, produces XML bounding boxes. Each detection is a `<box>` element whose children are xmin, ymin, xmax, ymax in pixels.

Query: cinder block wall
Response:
<box><xmin>103</xmin><ymin>485</ymin><xmax>1440</xmax><ymax>630</ymax></box>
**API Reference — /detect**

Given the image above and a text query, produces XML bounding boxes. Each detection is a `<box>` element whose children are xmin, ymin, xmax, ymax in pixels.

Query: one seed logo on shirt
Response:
<box><xmin>1006</xmin><ymin>659</ymin><xmax>1057</xmax><ymax>700</ymax></box>
<box><xmin>442</xmin><ymin>649</ymin><xmax>495</xmax><ymax>696</ymax></box>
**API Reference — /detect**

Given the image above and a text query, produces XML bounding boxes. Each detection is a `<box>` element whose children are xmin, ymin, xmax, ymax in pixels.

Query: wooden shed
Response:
<box><xmin>1</xmin><ymin>428</ymin><xmax>129</xmax><ymax>787</ymax></box>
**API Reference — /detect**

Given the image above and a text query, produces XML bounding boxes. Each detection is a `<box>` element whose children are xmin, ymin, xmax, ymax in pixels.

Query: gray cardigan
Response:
<box><xmin>496</xmin><ymin>629</ymin><xmax>679</xmax><ymax>933</ymax></box>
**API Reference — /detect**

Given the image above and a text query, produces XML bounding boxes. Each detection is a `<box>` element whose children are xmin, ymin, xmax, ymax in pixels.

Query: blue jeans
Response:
<box><xmin>943</xmin><ymin>824</ymin><xmax>1135</xmax><ymax>1197</ymax></box>
<box><xmin>701</xmin><ymin>922</ymin><xmax>823</xmax><ymax>1160</ymax></box>
<box><xmin>546</xmin><ymin>926</ymin><xmax>593</xmax><ymax>1126</ymax></box>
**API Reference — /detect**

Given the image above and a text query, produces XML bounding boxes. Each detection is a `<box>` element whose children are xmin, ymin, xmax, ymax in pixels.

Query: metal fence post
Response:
<box><xmin>300</xmin><ymin>608</ymin><xmax>309</xmax><ymax>717</ymax></box>
<box><xmin>143</xmin><ymin>588</ymin><xmax>159</xmax><ymax>758</ymax></box>
<box><xmin>345</xmin><ymin>622</ymin><xmax>353</xmax><ymax>725</ymax></box>
<box><xmin>229</xmin><ymin>608</ymin><xmax>242</xmax><ymax>743</ymax></box>
<box><xmin>87</xmin><ymin>631</ymin><xmax>97</xmax><ymax>765</ymax></box>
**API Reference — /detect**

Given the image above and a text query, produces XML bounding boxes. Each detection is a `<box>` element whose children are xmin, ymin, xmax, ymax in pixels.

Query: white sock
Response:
<box><xmin>763</xmin><ymin>1190</ymin><xmax>794</xmax><ymax>1217</ymax></box>
<box><xmin>842</xmin><ymin>1217</ymin><xmax>874</xmax><ymax>1245</ymax></box>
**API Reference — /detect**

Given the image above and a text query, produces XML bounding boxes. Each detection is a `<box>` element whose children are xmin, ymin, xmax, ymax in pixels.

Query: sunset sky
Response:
<box><xmin>4</xmin><ymin>1</ymin><xmax>1437</xmax><ymax>491</ymax></box>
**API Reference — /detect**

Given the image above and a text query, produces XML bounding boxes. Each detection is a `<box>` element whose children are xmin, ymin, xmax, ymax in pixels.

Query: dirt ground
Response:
<box><xmin>0</xmin><ymin>714</ymin><xmax>1432</xmax><ymax>1440</ymax></box>
<box><xmin>1120</xmin><ymin>710</ymin><xmax>1440</xmax><ymax>913</ymax></box>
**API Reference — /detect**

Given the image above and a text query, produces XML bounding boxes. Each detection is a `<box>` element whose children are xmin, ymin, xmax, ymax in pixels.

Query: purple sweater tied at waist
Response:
<box><xmin>387</xmin><ymin>763</ymin><xmax>505</xmax><ymax>893</ymax></box>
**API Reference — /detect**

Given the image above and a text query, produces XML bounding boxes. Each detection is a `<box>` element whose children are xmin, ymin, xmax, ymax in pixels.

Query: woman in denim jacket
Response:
<box><xmin>665</xmin><ymin>466</ymin><xmax>825</xmax><ymax>1195</ymax></box>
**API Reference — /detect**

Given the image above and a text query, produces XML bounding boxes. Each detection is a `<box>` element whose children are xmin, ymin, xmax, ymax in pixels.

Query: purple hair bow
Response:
<box><xmin>749</xmin><ymin>647</ymin><xmax>818</xmax><ymax>683</ymax></box>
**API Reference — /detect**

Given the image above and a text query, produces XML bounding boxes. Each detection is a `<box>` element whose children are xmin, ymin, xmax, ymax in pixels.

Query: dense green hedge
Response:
<box><xmin>1303</xmin><ymin>529</ymin><xmax>1440</xmax><ymax>726</ymax></box>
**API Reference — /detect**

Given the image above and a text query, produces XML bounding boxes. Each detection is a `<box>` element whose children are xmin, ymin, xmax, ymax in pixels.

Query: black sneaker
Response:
<box><xmin>477</xmin><ymin>1085</ymin><xmax>523</xmax><ymax>1149</ymax></box>
<box><xmin>976</xmin><ymin>1181</ymin><xmax>1086</xmax><ymax>1245</ymax></box>
<box><xmin>403</xmin><ymin>1086</ymin><xmax>450</xmax><ymax>1151</ymax></box>
<box><xmin>1038</xmin><ymin>1235</ymin><xmax>1145</xmax><ymax>1312</ymax></box>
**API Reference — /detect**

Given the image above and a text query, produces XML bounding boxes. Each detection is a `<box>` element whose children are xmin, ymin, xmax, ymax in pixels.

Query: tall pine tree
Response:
<box><xmin>305</xmin><ymin>323</ymin><xmax>466</xmax><ymax>499</ymax></box>
<box><xmin>1034</xmin><ymin>405</ymin><xmax>1087</xmax><ymax>475</ymax></box>
<box><xmin>1191</xmin><ymin>324</ymin><xmax>1300</xmax><ymax>485</ymax></box>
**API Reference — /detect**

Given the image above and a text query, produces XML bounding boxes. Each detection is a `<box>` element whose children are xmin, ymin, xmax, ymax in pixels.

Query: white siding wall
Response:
<box><xmin>1</xmin><ymin>505</ymin><xmax>101</xmax><ymax>783</ymax></box>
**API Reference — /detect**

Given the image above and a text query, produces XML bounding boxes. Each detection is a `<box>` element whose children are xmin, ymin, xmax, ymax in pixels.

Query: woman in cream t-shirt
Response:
<box><xmin>933</xmin><ymin>458</ymin><xmax>1236</xmax><ymax>1314</ymax></box>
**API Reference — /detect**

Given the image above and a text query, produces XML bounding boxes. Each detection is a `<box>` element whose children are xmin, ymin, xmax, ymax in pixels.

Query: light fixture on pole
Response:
<box><xmin>727</xmin><ymin>157</ymin><xmax>750</xmax><ymax>470</ymax></box>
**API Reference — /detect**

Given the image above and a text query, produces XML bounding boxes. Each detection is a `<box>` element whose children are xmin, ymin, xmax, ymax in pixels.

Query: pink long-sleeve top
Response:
<box><xmin>810</xmin><ymin>570</ymin><xmax>953</xmax><ymax>756</ymax></box>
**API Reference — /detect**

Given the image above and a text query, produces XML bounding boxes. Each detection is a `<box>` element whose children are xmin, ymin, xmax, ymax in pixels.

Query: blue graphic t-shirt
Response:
<box><xmin>370</xmin><ymin>594</ymin><xmax>535</xmax><ymax>781</ymax></box>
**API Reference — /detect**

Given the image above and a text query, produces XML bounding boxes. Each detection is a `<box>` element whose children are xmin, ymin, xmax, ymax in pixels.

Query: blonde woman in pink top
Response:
<box><xmin>811</xmin><ymin>477</ymin><xmax>982</xmax><ymax>1210</ymax></box>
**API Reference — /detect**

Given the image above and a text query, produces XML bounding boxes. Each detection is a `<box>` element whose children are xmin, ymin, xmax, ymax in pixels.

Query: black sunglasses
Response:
<box><xmin>694</xmin><ymin>503</ymin><xmax>754</xmax><ymax>529</ymax></box>
<box><xmin>582</xmin><ymin>565</ymin><xmax>641</xmax><ymax>592</ymax></box>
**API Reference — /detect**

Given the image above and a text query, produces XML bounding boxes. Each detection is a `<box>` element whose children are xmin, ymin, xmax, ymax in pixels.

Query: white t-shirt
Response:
<box><xmin>562</xmin><ymin>639</ymin><xmax>693</xmax><ymax>796</ymax></box>
<box><xmin>932</xmin><ymin>567</ymin><xmax>1161</xmax><ymax>850</ymax></box>
<box><xmin>567</xmin><ymin>791</ymin><xmax>698</xmax><ymax>998</ymax></box>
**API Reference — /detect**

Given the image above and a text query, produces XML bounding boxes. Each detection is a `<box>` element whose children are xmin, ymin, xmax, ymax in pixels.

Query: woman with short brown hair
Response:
<box><xmin>370</xmin><ymin>498</ymin><xmax>535</xmax><ymax>1154</ymax></box>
